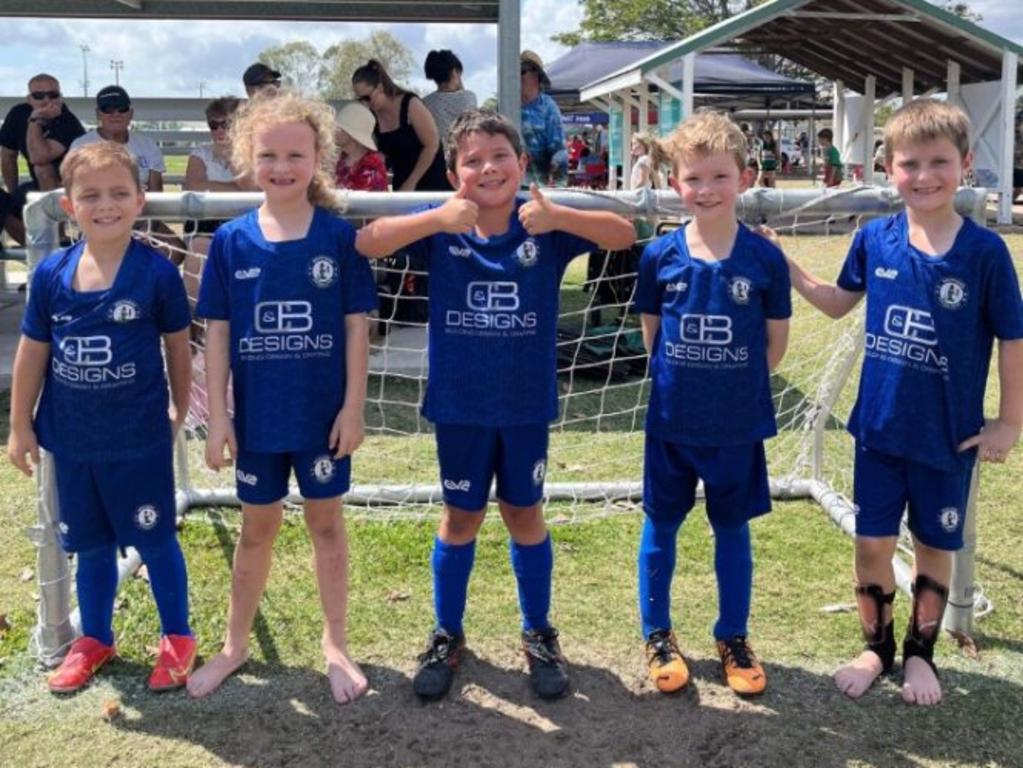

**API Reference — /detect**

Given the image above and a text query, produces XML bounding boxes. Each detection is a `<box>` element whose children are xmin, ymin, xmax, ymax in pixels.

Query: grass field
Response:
<box><xmin>0</xmin><ymin>231</ymin><xmax>1021</xmax><ymax>767</ymax></box>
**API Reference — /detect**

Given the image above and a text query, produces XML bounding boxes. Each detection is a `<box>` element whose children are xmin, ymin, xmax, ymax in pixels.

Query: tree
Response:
<box><xmin>320</xmin><ymin>31</ymin><xmax>417</xmax><ymax>100</ymax></box>
<box><xmin>258</xmin><ymin>41</ymin><xmax>325</xmax><ymax>96</ymax></box>
<box><xmin>938</xmin><ymin>2</ymin><xmax>982</xmax><ymax>22</ymax></box>
<box><xmin>553</xmin><ymin>0</ymin><xmax>761</xmax><ymax>46</ymax></box>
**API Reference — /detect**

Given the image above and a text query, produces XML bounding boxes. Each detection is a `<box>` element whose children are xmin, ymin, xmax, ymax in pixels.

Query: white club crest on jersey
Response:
<box><xmin>312</xmin><ymin>455</ymin><xmax>335</xmax><ymax>483</ymax></box>
<box><xmin>109</xmin><ymin>300</ymin><xmax>140</xmax><ymax>323</ymax></box>
<box><xmin>936</xmin><ymin>279</ymin><xmax>967</xmax><ymax>310</ymax></box>
<box><xmin>728</xmin><ymin>277</ymin><xmax>752</xmax><ymax>305</ymax></box>
<box><xmin>516</xmin><ymin>239</ymin><xmax>539</xmax><ymax>268</ymax></box>
<box><xmin>135</xmin><ymin>504</ymin><xmax>159</xmax><ymax>530</ymax></box>
<box><xmin>309</xmin><ymin>256</ymin><xmax>339</xmax><ymax>288</ymax></box>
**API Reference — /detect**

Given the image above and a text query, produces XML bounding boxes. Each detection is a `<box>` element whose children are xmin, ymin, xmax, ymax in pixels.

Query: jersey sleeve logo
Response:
<box><xmin>109</xmin><ymin>300</ymin><xmax>140</xmax><ymax>323</ymax></box>
<box><xmin>936</xmin><ymin>279</ymin><xmax>967</xmax><ymax>310</ymax></box>
<box><xmin>309</xmin><ymin>256</ymin><xmax>339</xmax><ymax>288</ymax></box>
<box><xmin>515</xmin><ymin>238</ymin><xmax>539</xmax><ymax>268</ymax></box>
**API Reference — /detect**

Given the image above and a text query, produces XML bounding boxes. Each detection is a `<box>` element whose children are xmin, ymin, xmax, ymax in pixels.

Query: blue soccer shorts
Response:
<box><xmin>53</xmin><ymin>443</ymin><xmax>177</xmax><ymax>552</ymax></box>
<box><xmin>643</xmin><ymin>437</ymin><xmax>772</xmax><ymax>529</ymax></box>
<box><xmin>434</xmin><ymin>423</ymin><xmax>549</xmax><ymax>511</ymax></box>
<box><xmin>234</xmin><ymin>446</ymin><xmax>351</xmax><ymax>505</ymax></box>
<box><xmin>853</xmin><ymin>444</ymin><xmax>974</xmax><ymax>551</ymax></box>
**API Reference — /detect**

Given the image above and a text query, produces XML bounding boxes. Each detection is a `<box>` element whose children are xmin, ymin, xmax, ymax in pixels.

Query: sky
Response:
<box><xmin>0</xmin><ymin>0</ymin><xmax>1019</xmax><ymax>102</ymax></box>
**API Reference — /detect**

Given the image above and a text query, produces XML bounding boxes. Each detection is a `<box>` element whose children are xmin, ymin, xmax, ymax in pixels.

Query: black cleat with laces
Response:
<box><xmin>521</xmin><ymin>626</ymin><xmax>570</xmax><ymax>700</ymax></box>
<box><xmin>412</xmin><ymin>628</ymin><xmax>465</xmax><ymax>701</ymax></box>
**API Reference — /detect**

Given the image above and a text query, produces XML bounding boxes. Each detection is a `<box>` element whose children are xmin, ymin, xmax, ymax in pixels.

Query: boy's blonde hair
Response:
<box><xmin>659</xmin><ymin>111</ymin><xmax>748</xmax><ymax>174</ymax></box>
<box><xmin>883</xmin><ymin>98</ymin><xmax>971</xmax><ymax>165</ymax></box>
<box><xmin>230</xmin><ymin>88</ymin><xmax>340</xmax><ymax>210</ymax></box>
<box><xmin>60</xmin><ymin>142</ymin><xmax>141</xmax><ymax>194</ymax></box>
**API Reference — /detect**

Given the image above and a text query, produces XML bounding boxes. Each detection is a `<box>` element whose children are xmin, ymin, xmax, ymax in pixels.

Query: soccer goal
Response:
<box><xmin>22</xmin><ymin>185</ymin><xmax>991</xmax><ymax>665</ymax></box>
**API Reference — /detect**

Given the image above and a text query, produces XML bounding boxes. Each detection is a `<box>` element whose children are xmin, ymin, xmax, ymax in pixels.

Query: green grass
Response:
<box><xmin>1</xmin><ymin>234</ymin><xmax>1022</xmax><ymax>767</ymax></box>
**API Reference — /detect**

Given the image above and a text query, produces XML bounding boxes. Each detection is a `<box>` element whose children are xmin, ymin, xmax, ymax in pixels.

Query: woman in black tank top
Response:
<box><xmin>352</xmin><ymin>59</ymin><xmax>450</xmax><ymax>191</ymax></box>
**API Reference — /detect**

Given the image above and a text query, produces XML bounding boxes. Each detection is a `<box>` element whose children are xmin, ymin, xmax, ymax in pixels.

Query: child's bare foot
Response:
<box><xmin>323</xmin><ymin>640</ymin><xmax>368</xmax><ymax>704</ymax></box>
<box><xmin>834</xmin><ymin>650</ymin><xmax>885</xmax><ymax>699</ymax></box>
<box><xmin>187</xmin><ymin>646</ymin><xmax>249</xmax><ymax>698</ymax></box>
<box><xmin>902</xmin><ymin>656</ymin><xmax>942</xmax><ymax>705</ymax></box>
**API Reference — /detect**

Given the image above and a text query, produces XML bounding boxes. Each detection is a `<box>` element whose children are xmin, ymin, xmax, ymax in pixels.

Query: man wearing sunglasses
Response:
<box><xmin>0</xmin><ymin>73</ymin><xmax>85</xmax><ymax>244</ymax></box>
<box><xmin>519</xmin><ymin>51</ymin><xmax>567</xmax><ymax>188</ymax></box>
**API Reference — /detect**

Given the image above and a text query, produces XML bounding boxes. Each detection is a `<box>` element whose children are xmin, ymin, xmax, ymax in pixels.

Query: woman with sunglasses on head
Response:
<box><xmin>351</xmin><ymin>59</ymin><xmax>450</xmax><ymax>191</ymax></box>
<box><xmin>422</xmin><ymin>50</ymin><xmax>477</xmax><ymax>152</ymax></box>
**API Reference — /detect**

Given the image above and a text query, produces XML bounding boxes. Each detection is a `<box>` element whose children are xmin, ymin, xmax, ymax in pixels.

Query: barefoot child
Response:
<box><xmin>188</xmin><ymin>91</ymin><xmax>378</xmax><ymax>704</ymax></box>
<box><xmin>8</xmin><ymin>142</ymin><xmax>195</xmax><ymax>693</ymax></box>
<box><xmin>635</xmin><ymin>112</ymin><xmax>790</xmax><ymax>697</ymax></box>
<box><xmin>788</xmin><ymin>99</ymin><xmax>1023</xmax><ymax>705</ymax></box>
<box><xmin>356</xmin><ymin>110</ymin><xmax>635</xmax><ymax>701</ymax></box>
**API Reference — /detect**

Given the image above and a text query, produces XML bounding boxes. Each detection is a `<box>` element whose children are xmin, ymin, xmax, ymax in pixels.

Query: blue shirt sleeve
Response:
<box><xmin>837</xmin><ymin>226</ymin><xmax>869</xmax><ymax>292</ymax></box>
<box><xmin>21</xmin><ymin>260</ymin><xmax>54</xmax><ymax>342</ymax></box>
<box><xmin>195</xmin><ymin>230</ymin><xmax>230</xmax><ymax>320</ymax></box>
<box><xmin>546</xmin><ymin>98</ymin><xmax>566</xmax><ymax>158</ymax></box>
<box><xmin>155</xmin><ymin>259</ymin><xmax>193</xmax><ymax>333</ymax></box>
<box><xmin>339</xmin><ymin>224</ymin><xmax>379</xmax><ymax>315</ymax></box>
<box><xmin>763</xmin><ymin>246</ymin><xmax>793</xmax><ymax>320</ymax></box>
<box><xmin>982</xmin><ymin>239</ymin><xmax>1023</xmax><ymax>340</ymax></box>
<box><xmin>635</xmin><ymin>240</ymin><xmax>662</xmax><ymax>315</ymax></box>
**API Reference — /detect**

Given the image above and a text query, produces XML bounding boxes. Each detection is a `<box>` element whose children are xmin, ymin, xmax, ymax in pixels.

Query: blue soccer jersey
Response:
<box><xmin>837</xmin><ymin>212</ymin><xmax>1023</xmax><ymax>472</ymax></box>
<box><xmin>22</xmin><ymin>240</ymin><xmax>191</xmax><ymax>461</ymax></box>
<box><xmin>635</xmin><ymin>223</ymin><xmax>792</xmax><ymax>446</ymax></box>
<box><xmin>404</xmin><ymin>201</ymin><xmax>595</xmax><ymax>426</ymax></box>
<box><xmin>195</xmin><ymin>207</ymin><xmax>378</xmax><ymax>452</ymax></box>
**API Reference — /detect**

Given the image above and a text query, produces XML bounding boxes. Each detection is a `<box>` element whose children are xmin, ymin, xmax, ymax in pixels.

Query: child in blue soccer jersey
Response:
<box><xmin>188</xmin><ymin>91</ymin><xmax>378</xmax><ymax>704</ymax></box>
<box><xmin>635</xmin><ymin>112</ymin><xmax>791</xmax><ymax>697</ymax></box>
<box><xmin>7</xmin><ymin>142</ymin><xmax>195</xmax><ymax>693</ymax></box>
<box><xmin>356</xmin><ymin>110</ymin><xmax>635</xmax><ymax>701</ymax></box>
<box><xmin>788</xmin><ymin>99</ymin><xmax>1023</xmax><ymax>706</ymax></box>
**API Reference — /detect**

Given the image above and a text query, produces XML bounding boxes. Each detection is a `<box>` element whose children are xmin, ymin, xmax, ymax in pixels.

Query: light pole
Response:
<box><xmin>79</xmin><ymin>44</ymin><xmax>90</xmax><ymax>97</ymax></box>
<box><xmin>109</xmin><ymin>59</ymin><xmax>124</xmax><ymax>86</ymax></box>
<box><xmin>199</xmin><ymin>81</ymin><xmax>207</xmax><ymax>99</ymax></box>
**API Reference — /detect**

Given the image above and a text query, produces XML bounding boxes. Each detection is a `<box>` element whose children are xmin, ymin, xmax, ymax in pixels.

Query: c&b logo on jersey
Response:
<box><xmin>883</xmin><ymin>305</ymin><xmax>937</xmax><ymax>346</ymax></box>
<box><xmin>728</xmin><ymin>277</ymin><xmax>752</xmax><ymax>305</ymax></box>
<box><xmin>109</xmin><ymin>300</ymin><xmax>140</xmax><ymax>323</ymax></box>
<box><xmin>311</xmin><ymin>455</ymin><xmax>335</xmax><ymax>484</ymax></box>
<box><xmin>60</xmin><ymin>336</ymin><xmax>112</xmax><ymax>365</ymax></box>
<box><xmin>936</xmin><ymin>279</ymin><xmax>967</xmax><ymax>310</ymax></box>
<box><xmin>680</xmin><ymin>314</ymin><xmax>732</xmax><ymax>345</ymax></box>
<box><xmin>864</xmin><ymin>304</ymin><xmax>947</xmax><ymax>374</ymax></box>
<box><xmin>665</xmin><ymin>314</ymin><xmax>748</xmax><ymax>365</ymax></box>
<box><xmin>467</xmin><ymin>282</ymin><xmax>520</xmax><ymax>312</ymax></box>
<box><xmin>135</xmin><ymin>505</ymin><xmax>159</xmax><ymax>530</ymax></box>
<box><xmin>516</xmin><ymin>239</ymin><xmax>539</xmax><ymax>268</ymax></box>
<box><xmin>309</xmin><ymin>256</ymin><xmax>339</xmax><ymax>288</ymax></box>
<box><xmin>255</xmin><ymin>302</ymin><xmax>313</xmax><ymax>333</ymax></box>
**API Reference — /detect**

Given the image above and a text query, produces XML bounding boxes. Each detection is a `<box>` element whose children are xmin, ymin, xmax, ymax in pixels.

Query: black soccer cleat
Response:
<box><xmin>412</xmin><ymin>628</ymin><xmax>465</xmax><ymax>701</ymax></box>
<box><xmin>522</xmin><ymin>626</ymin><xmax>569</xmax><ymax>700</ymax></box>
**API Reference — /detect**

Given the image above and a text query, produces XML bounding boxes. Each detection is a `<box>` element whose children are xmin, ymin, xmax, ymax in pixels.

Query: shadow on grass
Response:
<box><xmin>101</xmin><ymin>651</ymin><xmax>1023</xmax><ymax>768</ymax></box>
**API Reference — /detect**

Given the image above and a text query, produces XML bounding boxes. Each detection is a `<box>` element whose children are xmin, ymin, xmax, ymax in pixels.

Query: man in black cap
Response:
<box><xmin>243</xmin><ymin>63</ymin><xmax>282</xmax><ymax>98</ymax></box>
<box><xmin>0</xmin><ymin>73</ymin><xmax>85</xmax><ymax>244</ymax></box>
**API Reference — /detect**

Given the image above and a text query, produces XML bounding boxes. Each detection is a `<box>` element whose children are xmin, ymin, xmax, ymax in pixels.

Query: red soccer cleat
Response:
<box><xmin>48</xmin><ymin>636</ymin><xmax>117</xmax><ymax>694</ymax></box>
<box><xmin>148</xmin><ymin>634</ymin><xmax>198</xmax><ymax>692</ymax></box>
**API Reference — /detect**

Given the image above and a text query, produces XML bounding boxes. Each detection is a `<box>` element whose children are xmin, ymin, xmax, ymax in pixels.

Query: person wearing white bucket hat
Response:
<box><xmin>334</xmin><ymin>101</ymin><xmax>388</xmax><ymax>191</ymax></box>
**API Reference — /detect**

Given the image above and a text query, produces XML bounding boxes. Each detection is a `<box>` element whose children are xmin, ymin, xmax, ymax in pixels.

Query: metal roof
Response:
<box><xmin>582</xmin><ymin>0</ymin><xmax>1023</xmax><ymax>100</ymax></box>
<box><xmin>0</xmin><ymin>0</ymin><xmax>500</xmax><ymax>22</ymax></box>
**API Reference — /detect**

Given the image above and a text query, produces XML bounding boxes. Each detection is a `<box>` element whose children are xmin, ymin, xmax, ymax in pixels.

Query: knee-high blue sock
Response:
<box><xmin>638</xmin><ymin>515</ymin><xmax>682</xmax><ymax>638</ymax></box>
<box><xmin>510</xmin><ymin>535</ymin><xmax>553</xmax><ymax>632</ymax></box>
<box><xmin>432</xmin><ymin>537</ymin><xmax>475</xmax><ymax>635</ymax></box>
<box><xmin>75</xmin><ymin>544</ymin><xmax>118</xmax><ymax>647</ymax></box>
<box><xmin>712</xmin><ymin>522</ymin><xmax>753</xmax><ymax>640</ymax></box>
<box><xmin>136</xmin><ymin>537</ymin><xmax>192</xmax><ymax>637</ymax></box>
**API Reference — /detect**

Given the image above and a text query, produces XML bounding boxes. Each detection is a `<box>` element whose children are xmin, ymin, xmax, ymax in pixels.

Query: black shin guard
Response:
<box><xmin>855</xmin><ymin>583</ymin><xmax>897</xmax><ymax>673</ymax></box>
<box><xmin>903</xmin><ymin>573</ymin><xmax>949</xmax><ymax>675</ymax></box>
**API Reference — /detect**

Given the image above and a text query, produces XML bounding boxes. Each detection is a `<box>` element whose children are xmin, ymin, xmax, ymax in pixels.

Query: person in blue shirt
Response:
<box><xmin>519</xmin><ymin>51</ymin><xmax>568</xmax><ymax>187</ymax></box>
<box><xmin>7</xmin><ymin>142</ymin><xmax>194</xmax><ymax>693</ymax></box>
<box><xmin>788</xmin><ymin>99</ymin><xmax>1023</xmax><ymax>706</ymax></box>
<box><xmin>635</xmin><ymin>112</ymin><xmax>791</xmax><ymax>698</ymax></box>
<box><xmin>356</xmin><ymin>109</ymin><xmax>635</xmax><ymax>701</ymax></box>
<box><xmin>189</xmin><ymin>90</ymin><xmax>378</xmax><ymax>704</ymax></box>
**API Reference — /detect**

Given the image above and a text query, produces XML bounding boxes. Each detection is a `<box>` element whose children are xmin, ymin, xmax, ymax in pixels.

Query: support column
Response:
<box><xmin>997</xmin><ymin>50</ymin><xmax>1018</xmax><ymax>225</ymax></box>
<box><xmin>497</xmin><ymin>0</ymin><xmax>521</xmax><ymax>128</ymax></box>
<box><xmin>947</xmin><ymin>59</ymin><xmax>961</xmax><ymax>109</ymax></box>
<box><xmin>862</xmin><ymin>75</ymin><xmax>876</xmax><ymax>184</ymax></box>
<box><xmin>681</xmin><ymin>52</ymin><xmax>696</xmax><ymax>119</ymax></box>
<box><xmin>902</xmin><ymin>67</ymin><xmax>914</xmax><ymax>104</ymax></box>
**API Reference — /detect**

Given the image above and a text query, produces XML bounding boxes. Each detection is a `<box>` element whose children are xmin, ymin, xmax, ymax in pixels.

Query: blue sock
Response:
<box><xmin>510</xmin><ymin>535</ymin><xmax>553</xmax><ymax>632</ymax></box>
<box><xmin>712</xmin><ymin>522</ymin><xmax>753</xmax><ymax>640</ymax></box>
<box><xmin>136</xmin><ymin>537</ymin><xmax>192</xmax><ymax>637</ymax></box>
<box><xmin>75</xmin><ymin>544</ymin><xmax>118</xmax><ymax>647</ymax></box>
<box><xmin>432</xmin><ymin>537</ymin><xmax>475</xmax><ymax>635</ymax></box>
<box><xmin>638</xmin><ymin>515</ymin><xmax>682</xmax><ymax>638</ymax></box>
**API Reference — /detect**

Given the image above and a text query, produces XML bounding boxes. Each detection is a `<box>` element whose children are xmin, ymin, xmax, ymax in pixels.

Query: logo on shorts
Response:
<box><xmin>311</xmin><ymin>455</ymin><xmax>335</xmax><ymax>484</ymax></box>
<box><xmin>515</xmin><ymin>239</ymin><xmax>539</xmax><ymax>268</ymax></box>
<box><xmin>309</xmin><ymin>256</ymin><xmax>339</xmax><ymax>288</ymax></box>
<box><xmin>532</xmin><ymin>459</ymin><xmax>546</xmax><ymax>486</ymax></box>
<box><xmin>135</xmin><ymin>505</ymin><xmax>159</xmax><ymax>530</ymax></box>
<box><xmin>443</xmin><ymin>478</ymin><xmax>472</xmax><ymax>492</ymax></box>
<box><xmin>939</xmin><ymin>506</ymin><xmax>960</xmax><ymax>533</ymax></box>
<box><xmin>236</xmin><ymin>469</ymin><xmax>258</xmax><ymax>486</ymax></box>
<box><xmin>936</xmin><ymin>279</ymin><xmax>967</xmax><ymax>310</ymax></box>
<box><xmin>728</xmin><ymin>277</ymin><xmax>752</xmax><ymax>305</ymax></box>
<box><xmin>109</xmin><ymin>300</ymin><xmax>140</xmax><ymax>323</ymax></box>
<box><xmin>58</xmin><ymin>521</ymin><xmax>69</xmax><ymax>535</ymax></box>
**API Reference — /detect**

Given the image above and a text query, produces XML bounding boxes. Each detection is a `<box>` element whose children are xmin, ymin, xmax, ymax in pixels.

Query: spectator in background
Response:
<box><xmin>0</xmin><ymin>73</ymin><xmax>85</xmax><ymax>244</ymax></box>
<box><xmin>351</xmin><ymin>59</ymin><xmax>449</xmax><ymax>191</ymax></box>
<box><xmin>422</xmin><ymin>50</ymin><xmax>477</xmax><ymax>149</ymax></box>
<box><xmin>334</xmin><ymin>102</ymin><xmax>387</xmax><ymax>192</ymax></box>
<box><xmin>818</xmin><ymin>128</ymin><xmax>843</xmax><ymax>187</ymax></box>
<box><xmin>520</xmin><ymin>50</ymin><xmax>567</xmax><ymax>186</ymax></box>
<box><xmin>242</xmin><ymin>63</ymin><xmax>281</xmax><ymax>98</ymax></box>
<box><xmin>1012</xmin><ymin>117</ymin><xmax>1023</xmax><ymax>202</ymax></box>
<box><xmin>630</xmin><ymin>133</ymin><xmax>662</xmax><ymax>190</ymax></box>
<box><xmin>71</xmin><ymin>86</ymin><xmax>166</xmax><ymax>191</ymax></box>
<box><xmin>758</xmin><ymin>128</ymin><xmax>778</xmax><ymax>187</ymax></box>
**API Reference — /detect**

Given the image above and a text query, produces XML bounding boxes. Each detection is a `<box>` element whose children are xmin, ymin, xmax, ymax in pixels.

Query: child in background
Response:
<box><xmin>188</xmin><ymin>91</ymin><xmax>378</xmax><ymax>704</ymax></box>
<box><xmin>334</xmin><ymin>102</ymin><xmax>388</xmax><ymax>192</ymax></box>
<box><xmin>7</xmin><ymin>142</ymin><xmax>195</xmax><ymax>693</ymax></box>
<box><xmin>356</xmin><ymin>110</ymin><xmax>634</xmax><ymax>701</ymax></box>
<box><xmin>789</xmin><ymin>99</ymin><xmax>1023</xmax><ymax>705</ymax></box>
<box><xmin>635</xmin><ymin>112</ymin><xmax>790</xmax><ymax>697</ymax></box>
<box><xmin>818</xmin><ymin>128</ymin><xmax>843</xmax><ymax>187</ymax></box>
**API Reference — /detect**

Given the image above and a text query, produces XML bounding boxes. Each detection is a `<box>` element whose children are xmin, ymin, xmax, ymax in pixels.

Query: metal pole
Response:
<box><xmin>79</xmin><ymin>44</ymin><xmax>90</xmax><ymax>98</ymax></box>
